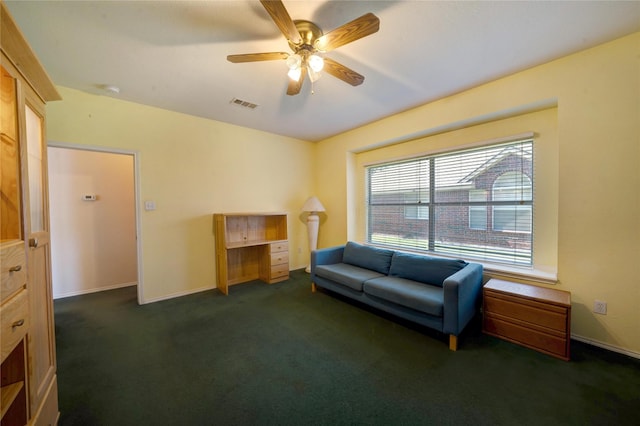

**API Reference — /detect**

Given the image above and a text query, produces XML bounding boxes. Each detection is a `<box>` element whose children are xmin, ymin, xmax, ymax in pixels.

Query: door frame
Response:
<box><xmin>47</xmin><ymin>141</ymin><xmax>145</xmax><ymax>305</ymax></box>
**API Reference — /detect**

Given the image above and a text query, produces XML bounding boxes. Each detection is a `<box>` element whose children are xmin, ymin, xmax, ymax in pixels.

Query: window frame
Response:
<box><xmin>366</xmin><ymin>138</ymin><xmax>534</xmax><ymax>267</ymax></box>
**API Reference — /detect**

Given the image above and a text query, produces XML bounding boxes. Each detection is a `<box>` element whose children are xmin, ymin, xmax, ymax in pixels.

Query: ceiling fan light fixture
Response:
<box><xmin>286</xmin><ymin>53</ymin><xmax>302</xmax><ymax>70</ymax></box>
<box><xmin>287</xmin><ymin>67</ymin><xmax>302</xmax><ymax>82</ymax></box>
<box><xmin>308</xmin><ymin>54</ymin><xmax>324</xmax><ymax>72</ymax></box>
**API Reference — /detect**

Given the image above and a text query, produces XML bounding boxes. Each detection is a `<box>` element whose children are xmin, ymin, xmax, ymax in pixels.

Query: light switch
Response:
<box><xmin>144</xmin><ymin>200</ymin><xmax>156</xmax><ymax>211</ymax></box>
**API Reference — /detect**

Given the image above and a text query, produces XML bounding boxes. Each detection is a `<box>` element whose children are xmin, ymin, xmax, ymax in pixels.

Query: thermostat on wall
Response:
<box><xmin>82</xmin><ymin>194</ymin><xmax>97</xmax><ymax>201</ymax></box>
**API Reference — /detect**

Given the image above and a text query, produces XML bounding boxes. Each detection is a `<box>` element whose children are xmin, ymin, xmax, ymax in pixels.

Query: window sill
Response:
<box><xmin>482</xmin><ymin>263</ymin><xmax>557</xmax><ymax>285</ymax></box>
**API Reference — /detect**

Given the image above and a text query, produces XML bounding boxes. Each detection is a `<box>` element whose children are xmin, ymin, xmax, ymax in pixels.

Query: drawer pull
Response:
<box><xmin>29</xmin><ymin>238</ymin><xmax>39</xmax><ymax>248</ymax></box>
<box><xmin>9</xmin><ymin>265</ymin><xmax>22</xmax><ymax>272</ymax></box>
<box><xmin>12</xmin><ymin>319</ymin><xmax>25</xmax><ymax>329</ymax></box>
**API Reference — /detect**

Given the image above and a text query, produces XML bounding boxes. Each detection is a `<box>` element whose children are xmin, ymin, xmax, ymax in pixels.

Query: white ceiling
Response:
<box><xmin>6</xmin><ymin>1</ymin><xmax>640</xmax><ymax>142</ymax></box>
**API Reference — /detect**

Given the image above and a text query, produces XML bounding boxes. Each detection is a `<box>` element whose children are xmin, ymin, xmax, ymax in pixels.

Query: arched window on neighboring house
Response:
<box><xmin>492</xmin><ymin>171</ymin><xmax>532</xmax><ymax>233</ymax></box>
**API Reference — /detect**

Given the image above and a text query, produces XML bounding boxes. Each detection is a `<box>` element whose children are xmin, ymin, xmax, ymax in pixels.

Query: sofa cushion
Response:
<box><xmin>388</xmin><ymin>252</ymin><xmax>468</xmax><ymax>287</ymax></box>
<box><xmin>342</xmin><ymin>242</ymin><xmax>395</xmax><ymax>275</ymax></box>
<box><xmin>315</xmin><ymin>263</ymin><xmax>385</xmax><ymax>292</ymax></box>
<box><xmin>363</xmin><ymin>276</ymin><xmax>444</xmax><ymax>317</ymax></box>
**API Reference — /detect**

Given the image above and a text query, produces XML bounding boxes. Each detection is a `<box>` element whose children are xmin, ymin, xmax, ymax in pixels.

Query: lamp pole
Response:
<box><xmin>301</xmin><ymin>196</ymin><xmax>325</xmax><ymax>273</ymax></box>
<box><xmin>305</xmin><ymin>211</ymin><xmax>320</xmax><ymax>273</ymax></box>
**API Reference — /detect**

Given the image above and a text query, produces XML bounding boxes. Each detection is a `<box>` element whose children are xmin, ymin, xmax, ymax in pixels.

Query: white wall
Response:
<box><xmin>48</xmin><ymin>147</ymin><xmax>137</xmax><ymax>298</ymax></box>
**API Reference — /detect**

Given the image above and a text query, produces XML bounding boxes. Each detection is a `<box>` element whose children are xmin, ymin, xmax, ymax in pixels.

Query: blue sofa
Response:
<box><xmin>311</xmin><ymin>242</ymin><xmax>484</xmax><ymax>350</ymax></box>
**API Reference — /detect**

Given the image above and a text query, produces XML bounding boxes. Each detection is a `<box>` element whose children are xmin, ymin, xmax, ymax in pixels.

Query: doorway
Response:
<box><xmin>47</xmin><ymin>144</ymin><xmax>142</xmax><ymax>303</ymax></box>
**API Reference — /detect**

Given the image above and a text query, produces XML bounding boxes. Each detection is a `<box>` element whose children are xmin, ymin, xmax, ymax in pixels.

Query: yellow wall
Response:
<box><xmin>316</xmin><ymin>33</ymin><xmax>640</xmax><ymax>355</ymax></box>
<box><xmin>46</xmin><ymin>88</ymin><xmax>316</xmax><ymax>303</ymax></box>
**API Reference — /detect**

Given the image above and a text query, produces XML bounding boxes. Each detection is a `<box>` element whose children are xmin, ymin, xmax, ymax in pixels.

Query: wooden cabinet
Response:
<box><xmin>1</xmin><ymin>3</ymin><xmax>61</xmax><ymax>425</ymax></box>
<box><xmin>483</xmin><ymin>279</ymin><xmax>571</xmax><ymax>360</ymax></box>
<box><xmin>265</xmin><ymin>242</ymin><xmax>289</xmax><ymax>283</ymax></box>
<box><xmin>214</xmin><ymin>213</ymin><xmax>288</xmax><ymax>295</ymax></box>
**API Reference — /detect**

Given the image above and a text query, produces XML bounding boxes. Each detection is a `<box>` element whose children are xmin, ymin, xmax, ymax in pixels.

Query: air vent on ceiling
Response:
<box><xmin>230</xmin><ymin>98</ymin><xmax>259</xmax><ymax>110</ymax></box>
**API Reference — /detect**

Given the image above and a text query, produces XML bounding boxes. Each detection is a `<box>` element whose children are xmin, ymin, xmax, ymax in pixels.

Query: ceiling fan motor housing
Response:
<box><xmin>288</xmin><ymin>20</ymin><xmax>323</xmax><ymax>53</ymax></box>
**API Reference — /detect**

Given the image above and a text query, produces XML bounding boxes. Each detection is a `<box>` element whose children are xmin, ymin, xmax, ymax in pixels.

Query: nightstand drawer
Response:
<box><xmin>484</xmin><ymin>313</ymin><xmax>569</xmax><ymax>358</ymax></box>
<box><xmin>1</xmin><ymin>290</ymin><xmax>29</xmax><ymax>362</ymax></box>
<box><xmin>484</xmin><ymin>293</ymin><xmax>568</xmax><ymax>332</ymax></box>
<box><xmin>1</xmin><ymin>242</ymin><xmax>27</xmax><ymax>303</ymax></box>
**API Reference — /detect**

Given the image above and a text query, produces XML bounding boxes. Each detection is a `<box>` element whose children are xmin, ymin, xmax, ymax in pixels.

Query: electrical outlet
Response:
<box><xmin>594</xmin><ymin>300</ymin><xmax>607</xmax><ymax>315</ymax></box>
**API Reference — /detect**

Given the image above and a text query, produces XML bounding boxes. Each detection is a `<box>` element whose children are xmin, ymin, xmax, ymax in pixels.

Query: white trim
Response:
<box><xmin>54</xmin><ymin>282</ymin><xmax>137</xmax><ymax>300</ymax></box>
<box><xmin>47</xmin><ymin>141</ymin><xmax>145</xmax><ymax>304</ymax></box>
<box><xmin>49</xmin><ymin>141</ymin><xmax>136</xmax><ymax>157</ymax></box>
<box><xmin>484</xmin><ymin>266</ymin><xmax>557</xmax><ymax>285</ymax></box>
<box><xmin>572</xmin><ymin>334</ymin><xmax>640</xmax><ymax>360</ymax></box>
<box><xmin>140</xmin><ymin>285</ymin><xmax>216</xmax><ymax>305</ymax></box>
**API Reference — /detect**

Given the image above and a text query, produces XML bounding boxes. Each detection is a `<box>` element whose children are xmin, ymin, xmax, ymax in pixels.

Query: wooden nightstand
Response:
<box><xmin>483</xmin><ymin>279</ymin><xmax>571</xmax><ymax>360</ymax></box>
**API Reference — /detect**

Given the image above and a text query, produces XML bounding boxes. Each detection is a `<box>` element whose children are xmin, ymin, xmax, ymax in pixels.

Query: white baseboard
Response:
<box><xmin>54</xmin><ymin>282</ymin><xmax>138</xmax><ymax>300</ymax></box>
<box><xmin>572</xmin><ymin>334</ymin><xmax>640</xmax><ymax>360</ymax></box>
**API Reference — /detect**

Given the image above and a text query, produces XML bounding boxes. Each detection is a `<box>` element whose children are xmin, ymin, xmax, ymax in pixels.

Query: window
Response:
<box><xmin>469</xmin><ymin>189</ymin><xmax>487</xmax><ymax>230</ymax></box>
<box><xmin>367</xmin><ymin>139</ymin><xmax>533</xmax><ymax>265</ymax></box>
<box><xmin>404</xmin><ymin>191</ymin><xmax>429</xmax><ymax>220</ymax></box>
<box><xmin>492</xmin><ymin>172</ymin><xmax>532</xmax><ymax>233</ymax></box>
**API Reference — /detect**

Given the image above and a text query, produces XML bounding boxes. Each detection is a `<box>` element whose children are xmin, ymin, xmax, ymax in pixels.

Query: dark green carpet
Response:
<box><xmin>54</xmin><ymin>269</ymin><xmax>640</xmax><ymax>425</ymax></box>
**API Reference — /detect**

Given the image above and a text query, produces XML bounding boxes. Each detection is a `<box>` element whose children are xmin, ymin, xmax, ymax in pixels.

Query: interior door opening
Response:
<box><xmin>47</xmin><ymin>144</ymin><xmax>142</xmax><ymax>303</ymax></box>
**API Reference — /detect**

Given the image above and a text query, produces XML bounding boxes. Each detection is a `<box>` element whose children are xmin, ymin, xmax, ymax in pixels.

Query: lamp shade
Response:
<box><xmin>301</xmin><ymin>196</ymin><xmax>325</xmax><ymax>213</ymax></box>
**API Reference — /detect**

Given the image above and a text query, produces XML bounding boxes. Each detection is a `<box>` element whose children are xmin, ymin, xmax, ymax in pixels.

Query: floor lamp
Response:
<box><xmin>302</xmin><ymin>196</ymin><xmax>325</xmax><ymax>273</ymax></box>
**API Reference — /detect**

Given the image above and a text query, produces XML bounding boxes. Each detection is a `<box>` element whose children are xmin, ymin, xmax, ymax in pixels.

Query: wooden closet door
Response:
<box><xmin>23</xmin><ymin>96</ymin><xmax>57</xmax><ymax>419</ymax></box>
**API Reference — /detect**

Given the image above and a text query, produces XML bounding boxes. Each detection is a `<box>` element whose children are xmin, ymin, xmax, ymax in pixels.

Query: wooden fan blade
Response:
<box><xmin>227</xmin><ymin>52</ymin><xmax>289</xmax><ymax>63</ymax></box>
<box><xmin>260</xmin><ymin>0</ymin><xmax>302</xmax><ymax>44</ymax></box>
<box><xmin>287</xmin><ymin>66</ymin><xmax>307</xmax><ymax>96</ymax></box>
<box><xmin>314</xmin><ymin>13</ymin><xmax>379</xmax><ymax>52</ymax></box>
<box><xmin>322</xmin><ymin>58</ymin><xmax>365</xmax><ymax>86</ymax></box>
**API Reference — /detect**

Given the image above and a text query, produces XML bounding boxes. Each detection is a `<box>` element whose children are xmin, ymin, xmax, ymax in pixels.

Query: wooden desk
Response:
<box><xmin>214</xmin><ymin>213</ymin><xmax>289</xmax><ymax>295</ymax></box>
<box><xmin>483</xmin><ymin>279</ymin><xmax>571</xmax><ymax>360</ymax></box>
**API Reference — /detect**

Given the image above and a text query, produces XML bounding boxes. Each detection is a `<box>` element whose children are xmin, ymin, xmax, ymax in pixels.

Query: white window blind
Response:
<box><xmin>367</xmin><ymin>139</ymin><xmax>533</xmax><ymax>265</ymax></box>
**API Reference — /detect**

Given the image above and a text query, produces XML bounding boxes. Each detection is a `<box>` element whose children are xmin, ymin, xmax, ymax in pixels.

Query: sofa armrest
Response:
<box><xmin>442</xmin><ymin>263</ymin><xmax>483</xmax><ymax>336</ymax></box>
<box><xmin>310</xmin><ymin>245</ymin><xmax>345</xmax><ymax>282</ymax></box>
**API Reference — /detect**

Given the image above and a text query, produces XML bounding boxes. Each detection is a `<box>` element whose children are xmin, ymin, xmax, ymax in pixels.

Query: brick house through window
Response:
<box><xmin>367</xmin><ymin>139</ymin><xmax>533</xmax><ymax>265</ymax></box>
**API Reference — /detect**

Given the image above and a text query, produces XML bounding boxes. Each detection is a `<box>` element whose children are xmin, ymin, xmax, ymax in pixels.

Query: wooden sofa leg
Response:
<box><xmin>311</xmin><ymin>282</ymin><xmax>317</xmax><ymax>293</ymax></box>
<box><xmin>449</xmin><ymin>335</ymin><xmax>458</xmax><ymax>351</ymax></box>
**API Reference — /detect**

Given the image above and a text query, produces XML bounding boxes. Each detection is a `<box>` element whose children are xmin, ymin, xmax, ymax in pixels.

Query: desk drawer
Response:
<box><xmin>1</xmin><ymin>290</ymin><xmax>29</xmax><ymax>362</ymax></box>
<box><xmin>484</xmin><ymin>293</ymin><xmax>568</xmax><ymax>332</ymax></box>
<box><xmin>270</xmin><ymin>263</ymin><xmax>289</xmax><ymax>279</ymax></box>
<box><xmin>1</xmin><ymin>243</ymin><xmax>27</xmax><ymax>303</ymax></box>
<box><xmin>270</xmin><ymin>242</ymin><xmax>288</xmax><ymax>253</ymax></box>
<box><xmin>270</xmin><ymin>252</ymin><xmax>289</xmax><ymax>266</ymax></box>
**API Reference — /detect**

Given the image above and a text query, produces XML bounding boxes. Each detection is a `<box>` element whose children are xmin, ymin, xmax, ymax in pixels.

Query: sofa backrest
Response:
<box><xmin>389</xmin><ymin>251</ymin><xmax>468</xmax><ymax>287</ymax></box>
<box><xmin>343</xmin><ymin>242</ymin><xmax>394</xmax><ymax>275</ymax></box>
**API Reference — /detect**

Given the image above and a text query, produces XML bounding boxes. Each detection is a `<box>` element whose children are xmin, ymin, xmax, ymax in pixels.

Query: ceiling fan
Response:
<box><xmin>227</xmin><ymin>0</ymin><xmax>380</xmax><ymax>95</ymax></box>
